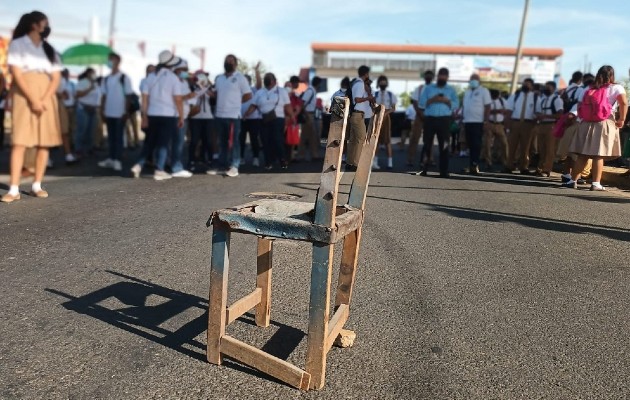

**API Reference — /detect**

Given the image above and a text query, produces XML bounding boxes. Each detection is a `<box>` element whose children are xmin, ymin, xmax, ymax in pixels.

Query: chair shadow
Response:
<box><xmin>45</xmin><ymin>270</ymin><xmax>305</xmax><ymax>386</ymax></box>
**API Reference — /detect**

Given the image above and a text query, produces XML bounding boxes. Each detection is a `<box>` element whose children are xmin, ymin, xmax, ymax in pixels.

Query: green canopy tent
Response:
<box><xmin>61</xmin><ymin>43</ymin><xmax>113</xmax><ymax>66</ymax></box>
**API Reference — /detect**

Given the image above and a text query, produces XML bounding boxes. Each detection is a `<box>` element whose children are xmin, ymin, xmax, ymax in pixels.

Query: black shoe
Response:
<box><xmin>561</xmin><ymin>175</ymin><xmax>571</xmax><ymax>183</ymax></box>
<box><xmin>576</xmin><ymin>178</ymin><xmax>586</xmax><ymax>185</ymax></box>
<box><xmin>561</xmin><ymin>181</ymin><xmax>577</xmax><ymax>189</ymax></box>
<box><xmin>520</xmin><ymin>169</ymin><xmax>532</xmax><ymax>175</ymax></box>
<box><xmin>345</xmin><ymin>164</ymin><xmax>357</xmax><ymax>172</ymax></box>
<box><xmin>440</xmin><ymin>172</ymin><xmax>451</xmax><ymax>178</ymax></box>
<box><xmin>418</xmin><ymin>169</ymin><xmax>428</xmax><ymax>176</ymax></box>
<box><xmin>470</xmin><ymin>165</ymin><xmax>480</xmax><ymax>175</ymax></box>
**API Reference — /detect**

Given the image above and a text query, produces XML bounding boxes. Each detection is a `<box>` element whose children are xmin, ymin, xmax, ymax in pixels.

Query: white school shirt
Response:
<box><xmin>536</xmin><ymin>94</ymin><xmax>564</xmax><ymax>122</ymax></box>
<box><xmin>76</xmin><ymin>78</ymin><xmax>102</xmax><ymax>107</ymax></box>
<box><xmin>241</xmin><ymin>86</ymin><xmax>261</xmax><ymax>120</ymax></box>
<box><xmin>102</xmin><ymin>71</ymin><xmax>133</xmax><ymax>118</ymax></box>
<box><xmin>571</xmin><ymin>84</ymin><xmax>626</xmax><ymax>117</ymax></box>
<box><xmin>330</xmin><ymin>88</ymin><xmax>346</xmax><ymax>103</ymax></box>
<box><xmin>301</xmin><ymin>86</ymin><xmax>317</xmax><ymax>112</ymax></box>
<box><xmin>462</xmin><ymin>86</ymin><xmax>491</xmax><ymax>123</ymax></box>
<box><xmin>405</xmin><ymin>104</ymin><xmax>416</xmax><ymax>120</ymax></box>
<box><xmin>488</xmin><ymin>98</ymin><xmax>506</xmax><ymax>123</ymax></box>
<box><xmin>506</xmin><ymin>91</ymin><xmax>536</xmax><ymax>120</ymax></box>
<box><xmin>351</xmin><ymin>78</ymin><xmax>373</xmax><ymax>118</ymax></box>
<box><xmin>214</xmin><ymin>71</ymin><xmax>252</xmax><ymax>119</ymax></box>
<box><xmin>56</xmin><ymin>77</ymin><xmax>76</xmax><ymax>107</ymax></box>
<box><xmin>253</xmin><ymin>85</ymin><xmax>290</xmax><ymax>118</ymax></box>
<box><xmin>179</xmin><ymin>80</ymin><xmax>191</xmax><ymax>118</ymax></box>
<box><xmin>411</xmin><ymin>84</ymin><xmax>427</xmax><ymax>104</ymax></box>
<box><xmin>375</xmin><ymin>89</ymin><xmax>397</xmax><ymax>110</ymax></box>
<box><xmin>143</xmin><ymin>68</ymin><xmax>185</xmax><ymax>117</ymax></box>
<box><xmin>7</xmin><ymin>35</ymin><xmax>62</xmax><ymax>73</ymax></box>
<box><xmin>190</xmin><ymin>86</ymin><xmax>213</xmax><ymax>120</ymax></box>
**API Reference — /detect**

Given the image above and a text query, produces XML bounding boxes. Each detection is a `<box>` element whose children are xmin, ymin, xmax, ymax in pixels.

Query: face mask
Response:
<box><xmin>40</xmin><ymin>26</ymin><xmax>51</xmax><ymax>39</ymax></box>
<box><xmin>521</xmin><ymin>86</ymin><xmax>530</xmax><ymax>92</ymax></box>
<box><xmin>437</xmin><ymin>78</ymin><xmax>447</xmax><ymax>87</ymax></box>
<box><xmin>379</xmin><ymin>84</ymin><xmax>387</xmax><ymax>90</ymax></box>
<box><xmin>106</xmin><ymin>60</ymin><xmax>114</xmax><ymax>69</ymax></box>
<box><xmin>224</xmin><ymin>62</ymin><xmax>235</xmax><ymax>73</ymax></box>
<box><xmin>179</xmin><ymin>71</ymin><xmax>189</xmax><ymax>80</ymax></box>
<box><xmin>469</xmin><ymin>79</ymin><xmax>480</xmax><ymax>89</ymax></box>
<box><xmin>543</xmin><ymin>89</ymin><xmax>552</xmax><ymax>96</ymax></box>
<box><xmin>263</xmin><ymin>77</ymin><xmax>273</xmax><ymax>88</ymax></box>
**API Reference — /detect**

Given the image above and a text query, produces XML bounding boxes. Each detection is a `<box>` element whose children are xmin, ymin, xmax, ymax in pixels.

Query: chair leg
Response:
<box><xmin>207</xmin><ymin>222</ymin><xmax>231</xmax><ymax>365</ymax></box>
<box><xmin>335</xmin><ymin>228</ymin><xmax>362</xmax><ymax>308</ymax></box>
<box><xmin>255</xmin><ymin>238</ymin><xmax>273</xmax><ymax>327</ymax></box>
<box><xmin>306</xmin><ymin>243</ymin><xmax>334</xmax><ymax>390</ymax></box>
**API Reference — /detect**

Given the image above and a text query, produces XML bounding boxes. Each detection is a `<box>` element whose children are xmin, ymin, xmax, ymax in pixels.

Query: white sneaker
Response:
<box><xmin>112</xmin><ymin>160</ymin><xmax>122</xmax><ymax>172</ymax></box>
<box><xmin>252</xmin><ymin>157</ymin><xmax>260</xmax><ymax>167</ymax></box>
<box><xmin>47</xmin><ymin>158</ymin><xmax>54</xmax><ymax>168</ymax></box>
<box><xmin>65</xmin><ymin>153</ymin><xmax>77</xmax><ymax>163</ymax></box>
<box><xmin>153</xmin><ymin>170</ymin><xmax>172</xmax><ymax>181</ymax></box>
<box><xmin>131</xmin><ymin>164</ymin><xmax>141</xmax><ymax>178</ymax></box>
<box><xmin>98</xmin><ymin>158</ymin><xmax>114</xmax><ymax>169</ymax></box>
<box><xmin>206</xmin><ymin>169</ymin><xmax>220</xmax><ymax>176</ymax></box>
<box><xmin>225</xmin><ymin>167</ymin><xmax>239</xmax><ymax>177</ymax></box>
<box><xmin>372</xmin><ymin>163</ymin><xmax>381</xmax><ymax>171</ymax></box>
<box><xmin>172</xmin><ymin>170</ymin><xmax>193</xmax><ymax>178</ymax></box>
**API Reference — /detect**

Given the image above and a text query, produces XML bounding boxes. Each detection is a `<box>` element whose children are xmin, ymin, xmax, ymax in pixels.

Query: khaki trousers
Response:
<box><xmin>507</xmin><ymin>120</ymin><xmax>535</xmax><ymax>170</ymax></box>
<box><xmin>482</xmin><ymin>122</ymin><xmax>508</xmax><ymax>166</ymax></box>
<box><xmin>535</xmin><ymin>122</ymin><xmax>556</xmax><ymax>173</ymax></box>
<box><xmin>347</xmin><ymin>112</ymin><xmax>367</xmax><ymax>166</ymax></box>
<box><xmin>298</xmin><ymin>112</ymin><xmax>319</xmax><ymax>159</ymax></box>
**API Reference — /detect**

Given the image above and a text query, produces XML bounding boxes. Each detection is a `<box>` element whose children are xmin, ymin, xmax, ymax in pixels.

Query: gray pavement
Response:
<box><xmin>1</xmin><ymin>149</ymin><xmax>630</xmax><ymax>399</ymax></box>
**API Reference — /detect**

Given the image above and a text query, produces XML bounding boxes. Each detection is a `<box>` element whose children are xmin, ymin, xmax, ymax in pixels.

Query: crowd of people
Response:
<box><xmin>1</xmin><ymin>11</ymin><xmax>629</xmax><ymax>204</ymax></box>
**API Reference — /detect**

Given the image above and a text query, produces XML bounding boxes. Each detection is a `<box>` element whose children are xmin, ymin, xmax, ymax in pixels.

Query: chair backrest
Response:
<box><xmin>313</xmin><ymin>97</ymin><xmax>350</xmax><ymax>228</ymax></box>
<box><xmin>347</xmin><ymin>105</ymin><xmax>385</xmax><ymax>210</ymax></box>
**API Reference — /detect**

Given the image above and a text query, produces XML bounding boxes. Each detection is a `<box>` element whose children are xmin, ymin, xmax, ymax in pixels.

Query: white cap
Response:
<box><xmin>158</xmin><ymin>50</ymin><xmax>179</xmax><ymax>67</ymax></box>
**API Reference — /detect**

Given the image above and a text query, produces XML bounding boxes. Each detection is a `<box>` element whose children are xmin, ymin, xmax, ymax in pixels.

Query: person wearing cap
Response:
<box><xmin>462</xmin><ymin>73</ymin><xmax>491</xmax><ymax>175</ymax></box>
<box><xmin>418</xmin><ymin>67</ymin><xmax>459</xmax><ymax>178</ymax></box>
<box><xmin>207</xmin><ymin>54</ymin><xmax>252</xmax><ymax>178</ymax></box>
<box><xmin>98</xmin><ymin>52</ymin><xmax>133</xmax><ymax>173</ymax></box>
<box><xmin>170</xmin><ymin>58</ymin><xmax>195</xmax><ymax>178</ymax></box>
<box><xmin>188</xmin><ymin>70</ymin><xmax>214</xmax><ymax>172</ymax></box>
<box><xmin>131</xmin><ymin>50</ymin><xmax>184</xmax><ymax>180</ymax></box>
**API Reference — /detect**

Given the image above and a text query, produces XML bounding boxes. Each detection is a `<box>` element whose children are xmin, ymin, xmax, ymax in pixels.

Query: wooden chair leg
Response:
<box><xmin>207</xmin><ymin>222</ymin><xmax>231</xmax><ymax>365</ymax></box>
<box><xmin>255</xmin><ymin>238</ymin><xmax>273</xmax><ymax>327</ymax></box>
<box><xmin>335</xmin><ymin>228</ymin><xmax>362</xmax><ymax>308</ymax></box>
<box><xmin>306</xmin><ymin>243</ymin><xmax>334</xmax><ymax>390</ymax></box>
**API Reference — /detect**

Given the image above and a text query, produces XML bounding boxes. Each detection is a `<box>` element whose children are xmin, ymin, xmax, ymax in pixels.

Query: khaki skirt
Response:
<box><xmin>12</xmin><ymin>72</ymin><xmax>62</xmax><ymax>148</ymax></box>
<box><xmin>567</xmin><ymin>117</ymin><xmax>621</xmax><ymax>160</ymax></box>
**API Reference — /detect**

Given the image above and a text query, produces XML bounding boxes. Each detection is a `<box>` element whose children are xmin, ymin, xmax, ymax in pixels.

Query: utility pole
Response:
<box><xmin>108</xmin><ymin>0</ymin><xmax>117</xmax><ymax>48</ymax></box>
<box><xmin>510</xmin><ymin>0</ymin><xmax>530</xmax><ymax>94</ymax></box>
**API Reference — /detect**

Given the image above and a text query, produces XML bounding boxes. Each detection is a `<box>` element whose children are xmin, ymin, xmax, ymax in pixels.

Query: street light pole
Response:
<box><xmin>108</xmin><ymin>0</ymin><xmax>117</xmax><ymax>48</ymax></box>
<box><xmin>510</xmin><ymin>0</ymin><xmax>530</xmax><ymax>94</ymax></box>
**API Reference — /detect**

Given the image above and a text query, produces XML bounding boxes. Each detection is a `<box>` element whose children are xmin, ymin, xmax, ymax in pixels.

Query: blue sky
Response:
<box><xmin>1</xmin><ymin>0</ymin><xmax>629</xmax><ymax>94</ymax></box>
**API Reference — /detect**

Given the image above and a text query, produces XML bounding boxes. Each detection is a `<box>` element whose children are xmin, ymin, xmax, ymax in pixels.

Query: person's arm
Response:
<box><xmin>254</xmin><ymin>62</ymin><xmax>262</xmax><ymax>90</ymax></box>
<box><xmin>551</xmin><ymin>97</ymin><xmax>564</xmax><ymax>120</ymax></box>
<box><xmin>281</xmin><ymin>90</ymin><xmax>292</xmax><ymax>119</ymax></box>
<box><xmin>483</xmin><ymin>104</ymin><xmax>491</xmax><ymax>122</ymax></box>
<box><xmin>75</xmin><ymin>81</ymin><xmax>94</xmax><ymax>98</ymax></box>
<box><xmin>239</xmin><ymin>74</ymin><xmax>253</xmax><ymax>103</ymax></box>
<box><xmin>244</xmin><ymin>103</ymin><xmax>258</xmax><ymax>118</ymax></box>
<box><xmin>284</xmin><ymin>104</ymin><xmax>293</xmax><ymax>119</ymax></box>
<box><xmin>140</xmin><ymin>93</ymin><xmax>149</xmax><ymax>129</ymax></box>
<box><xmin>174</xmin><ymin>95</ymin><xmax>184</xmax><ymax>128</ymax></box>
<box><xmin>448</xmin><ymin>88</ymin><xmax>458</xmax><ymax>110</ymax></box>
<box><xmin>616</xmin><ymin>92</ymin><xmax>628</xmax><ymax>128</ymax></box>
<box><xmin>9</xmin><ymin>65</ymin><xmax>44</xmax><ymax>113</ymax></box>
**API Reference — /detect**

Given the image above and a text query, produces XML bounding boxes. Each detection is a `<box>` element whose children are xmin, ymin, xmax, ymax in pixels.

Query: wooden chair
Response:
<box><xmin>206</xmin><ymin>98</ymin><xmax>385</xmax><ymax>391</ymax></box>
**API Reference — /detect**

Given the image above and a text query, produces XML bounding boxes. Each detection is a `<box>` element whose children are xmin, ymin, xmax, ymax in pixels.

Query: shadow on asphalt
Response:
<box><xmin>44</xmin><ymin>270</ymin><xmax>304</xmax><ymax>387</ymax></box>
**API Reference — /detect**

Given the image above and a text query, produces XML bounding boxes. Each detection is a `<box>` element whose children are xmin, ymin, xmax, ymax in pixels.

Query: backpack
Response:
<box><xmin>346</xmin><ymin>78</ymin><xmax>360</xmax><ymax>112</ymax></box>
<box><xmin>375</xmin><ymin>90</ymin><xmax>394</xmax><ymax>107</ymax></box>
<box><xmin>562</xmin><ymin>86</ymin><xmax>580</xmax><ymax>113</ymax></box>
<box><xmin>578</xmin><ymin>85</ymin><xmax>612</xmax><ymax>122</ymax></box>
<box><xmin>108</xmin><ymin>73</ymin><xmax>140</xmax><ymax>113</ymax></box>
<box><xmin>297</xmin><ymin>87</ymin><xmax>315</xmax><ymax>123</ymax></box>
<box><xmin>541</xmin><ymin>95</ymin><xmax>559</xmax><ymax>115</ymax></box>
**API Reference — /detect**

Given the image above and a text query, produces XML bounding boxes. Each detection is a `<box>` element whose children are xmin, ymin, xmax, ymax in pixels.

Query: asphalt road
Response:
<box><xmin>1</xmin><ymin>149</ymin><xmax>630</xmax><ymax>399</ymax></box>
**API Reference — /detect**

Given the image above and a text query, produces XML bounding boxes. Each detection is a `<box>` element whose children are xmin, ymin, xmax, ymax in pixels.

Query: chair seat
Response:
<box><xmin>208</xmin><ymin>199</ymin><xmax>363</xmax><ymax>244</ymax></box>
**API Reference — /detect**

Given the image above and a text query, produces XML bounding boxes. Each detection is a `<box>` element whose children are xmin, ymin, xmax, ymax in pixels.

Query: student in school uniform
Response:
<box><xmin>188</xmin><ymin>70</ymin><xmax>215</xmax><ymax>172</ymax></box>
<box><xmin>462</xmin><ymin>73</ymin><xmax>491</xmax><ymax>174</ymax></box>
<box><xmin>297</xmin><ymin>76</ymin><xmax>321</xmax><ymax>161</ymax></box>
<box><xmin>346</xmin><ymin>65</ymin><xmax>374</xmax><ymax>171</ymax></box>
<box><xmin>99</xmin><ymin>52</ymin><xmax>133</xmax><ymax>172</ymax></box>
<box><xmin>74</xmin><ymin>67</ymin><xmax>101</xmax><ymax>157</ymax></box>
<box><xmin>482</xmin><ymin>89</ymin><xmax>508</xmax><ymax>169</ymax></box>
<box><xmin>56</xmin><ymin>68</ymin><xmax>77</xmax><ymax>164</ymax></box>
<box><xmin>533</xmin><ymin>81</ymin><xmax>564</xmax><ymax>177</ymax></box>
<box><xmin>373</xmin><ymin>75</ymin><xmax>397</xmax><ymax>170</ymax></box>
<box><xmin>2</xmin><ymin>11</ymin><xmax>62</xmax><ymax>203</ymax></box>
<box><xmin>504</xmin><ymin>78</ymin><xmax>537</xmax><ymax>174</ymax></box>
<box><xmin>239</xmin><ymin>67</ymin><xmax>262</xmax><ymax>167</ymax></box>
<box><xmin>170</xmin><ymin>58</ymin><xmax>195</xmax><ymax>178</ymax></box>
<box><xmin>408</xmin><ymin>70</ymin><xmax>434</xmax><ymax>166</ymax></box>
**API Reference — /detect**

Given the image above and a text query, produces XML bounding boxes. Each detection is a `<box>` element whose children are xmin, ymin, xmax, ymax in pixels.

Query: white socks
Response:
<box><xmin>32</xmin><ymin>182</ymin><xmax>42</xmax><ymax>193</ymax></box>
<box><xmin>592</xmin><ymin>181</ymin><xmax>602</xmax><ymax>188</ymax></box>
<box><xmin>8</xmin><ymin>185</ymin><xmax>19</xmax><ymax>196</ymax></box>
<box><xmin>387</xmin><ymin>157</ymin><xmax>393</xmax><ymax>168</ymax></box>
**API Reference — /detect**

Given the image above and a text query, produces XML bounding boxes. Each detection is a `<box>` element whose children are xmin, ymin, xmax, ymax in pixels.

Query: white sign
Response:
<box><xmin>435</xmin><ymin>55</ymin><xmax>475</xmax><ymax>82</ymax></box>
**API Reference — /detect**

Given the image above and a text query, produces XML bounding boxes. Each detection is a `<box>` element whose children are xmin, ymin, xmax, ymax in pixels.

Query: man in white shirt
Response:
<box><xmin>408</xmin><ymin>70</ymin><xmax>434</xmax><ymax>166</ymax></box>
<box><xmin>562</xmin><ymin>71</ymin><xmax>583</xmax><ymax>114</ymax></box>
<box><xmin>534</xmin><ymin>81</ymin><xmax>564</xmax><ymax>177</ymax></box>
<box><xmin>208</xmin><ymin>54</ymin><xmax>252</xmax><ymax>177</ymax></box>
<box><xmin>99</xmin><ymin>52</ymin><xmax>133</xmax><ymax>172</ymax></box>
<box><xmin>462</xmin><ymin>73</ymin><xmax>491</xmax><ymax>174</ymax></box>
<box><xmin>373</xmin><ymin>75</ymin><xmax>397</xmax><ymax>170</ymax></box>
<box><xmin>482</xmin><ymin>89</ymin><xmax>508</xmax><ymax>169</ymax></box>
<box><xmin>505</xmin><ymin>78</ymin><xmax>536</xmax><ymax>174</ymax></box>
<box><xmin>171</xmin><ymin>58</ymin><xmax>195</xmax><ymax>178</ymax></box>
<box><xmin>346</xmin><ymin>65</ymin><xmax>374</xmax><ymax>171</ymax></box>
<box><xmin>297</xmin><ymin>76</ymin><xmax>321</xmax><ymax>161</ymax></box>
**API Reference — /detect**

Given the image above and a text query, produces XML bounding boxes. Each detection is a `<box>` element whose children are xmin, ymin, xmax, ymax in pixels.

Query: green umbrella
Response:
<box><xmin>61</xmin><ymin>43</ymin><xmax>113</xmax><ymax>66</ymax></box>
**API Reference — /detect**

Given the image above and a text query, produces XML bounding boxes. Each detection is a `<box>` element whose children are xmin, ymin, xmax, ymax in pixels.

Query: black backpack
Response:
<box><xmin>541</xmin><ymin>95</ymin><xmax>559</xmax><ymax>115</ymax></box>
<box><xmin>108</xmin><ymin>73</ymin><xmax>140</xmax><ymax>113</ymax></box>
<box><xmin>561</xmin><ymin>86</ymin><xmax>580</xmax><ymax>113</ymax></box>
<box><xmin>346</xmin><ymin>78</ymin><xmax>360</xmax><ymax>112</ymax></box>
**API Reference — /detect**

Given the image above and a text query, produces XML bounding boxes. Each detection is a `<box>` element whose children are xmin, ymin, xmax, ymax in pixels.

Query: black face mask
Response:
<box><xmin>521</xmin><ymin>86</ymin><xmax>530</xmax><ymax>92</ymax></box>
<box><xmin>379</xmin><ymin>84</ymin><xmax>387</xmax><ymax>90</ymax></box>
<box><xmin>40</xmin><ymin>26</ymin><xmax>51</xmax><ymax>39</ymax></box>
<box><xmin>224</xmin><ymin>62</ymin><xmax>235</xmax><ymax>73</ymax></box>
<box><xmin>437</xmin><ymin>78</ymin><xmax>447</xmax><ymax>87</ymax></box>
<box><xmin>543</xmin><ymin>89</ymin><xmax>552</xmax><ymax>96</ymax></box>
<box><xmin>425</xmin><ymin>78</ymin><xmax>433</xmax><ymax>85</ymax></box>
<box><xmin>263</xmin><ymin>78</ymin><xmax>272</xmax><ymax>88</ymax></box>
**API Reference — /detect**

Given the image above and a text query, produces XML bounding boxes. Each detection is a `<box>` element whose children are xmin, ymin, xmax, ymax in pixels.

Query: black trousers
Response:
<box><xmin>422</xmin><ymin>116</ymin><xmax>452</xmax><ymax>173</ymax></box>
<box><xmin>0</xmin><ymin>109</ymin><xmax>5</xmax><ymax>149</ymax></box>
<box><xmin>240</xmin><ymin>118</ymin><xmax>261</xmax><ymax>159</ymax></box>
<box><xmin>189</xmin><ymin>118</ymin><xmax>213</xmax><ymax>165</ymax></box>
<box><xmin>464</xmin><ymin>122</ymin><xmax>484</xmax><ymax>167</ymax></box>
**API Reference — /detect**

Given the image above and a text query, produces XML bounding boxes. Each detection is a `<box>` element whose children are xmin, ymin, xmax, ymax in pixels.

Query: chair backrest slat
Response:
<box><xmin>348</xmin><ymin>105</ymin><xmax>385</xmax><ymax>210</ymax></box>
<box><xmin>313</xmin><ymin>97</ymin><xmax>350</xmax><ymax>227</ymax></box>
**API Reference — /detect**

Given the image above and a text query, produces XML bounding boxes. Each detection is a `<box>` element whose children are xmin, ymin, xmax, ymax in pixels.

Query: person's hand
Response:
<box><xmin>254</xmin><ymin>61</ymin><xmax>261</xmax><ymax>71</ymax></box>
<box><xmin>178</xmin><ymin>117</ymin><xmax>184</xmax><ymax>129</ymax></box>
<box><xmin>30</xmin><ymin>99</ymin><xmax>45</xmax><ymax>115</ymax></box>
<box><xmin>141</xmin><ymin>114</ymin><xmax>148</xmax><ymax>129</ymax></box>
<box><xmin>616</xmin><ymin>119</ymin><xmax>625</xmax><ymax>128</ymax></box>
<box><xmin>367</xmin><ymin>95</ymin><xmax>376</xmax><ymax>102</ymax></box>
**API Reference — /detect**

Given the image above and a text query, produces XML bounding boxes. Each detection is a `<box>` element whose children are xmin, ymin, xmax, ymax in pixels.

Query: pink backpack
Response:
<box><xmin>578</xmin><ymin>84</ymin><xmax>612</xmax><ymax>122</ymax></box>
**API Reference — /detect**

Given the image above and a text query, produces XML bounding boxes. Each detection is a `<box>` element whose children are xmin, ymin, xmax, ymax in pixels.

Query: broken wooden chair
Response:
<box><xmin>206</xmin><ymin>98</ymin><xmax>385</xmax><ymax>391</ymax></box>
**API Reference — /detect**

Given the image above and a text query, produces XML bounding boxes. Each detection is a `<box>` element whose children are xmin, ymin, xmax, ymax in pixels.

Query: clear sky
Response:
<box><xmin>1</xmin><ymin>0</ymin><xmax>629</xmax><ymax>94</ymax></box>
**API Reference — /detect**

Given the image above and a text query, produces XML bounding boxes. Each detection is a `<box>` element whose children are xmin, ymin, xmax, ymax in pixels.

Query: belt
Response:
<box><xmin>511</xmin><ymin>118</ymin><xmax>534</xmax><ymax>122</ymax></box>
<box><xmin>353</xmin><ymin>111</ymin><xmax>364</xmax><ymax>115</ymax></box>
